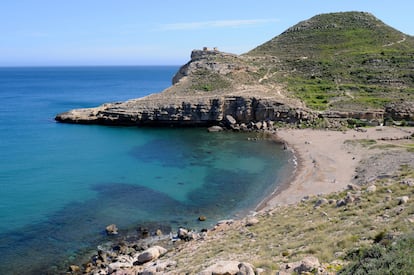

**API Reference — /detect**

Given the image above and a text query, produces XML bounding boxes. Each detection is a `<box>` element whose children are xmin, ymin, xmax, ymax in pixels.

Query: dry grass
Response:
<box><xmin>166</xmin><ymin>167</ymin><xmax>414</xmax><ymax>273</ymax></box>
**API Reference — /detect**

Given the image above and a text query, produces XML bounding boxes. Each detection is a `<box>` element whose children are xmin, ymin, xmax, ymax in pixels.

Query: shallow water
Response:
<box><xmin>0</xmin><ymin>66</ymin><xmax>293</xmax><ymax>273</ymax></box>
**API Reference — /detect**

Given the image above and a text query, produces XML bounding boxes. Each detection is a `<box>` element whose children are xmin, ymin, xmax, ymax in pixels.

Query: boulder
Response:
<box><xmin>238</xmin><ymin>262</ymin><xmax>255</xmax><ymax>275</ymax></box>
<box><xmin>177</xmin><ymin>227</ymin><xmax>189</xmax><ymax>239</ymax></box>
<box><xmin>225</xmin><ymin>115</ymin><xmax>237</xmax><ymax>126</ymax></box>
<box><xmin>336</xmin><ymin>199</ymin><xmax>347</xmax><ymax>207</ymax></box>
<box><xmin>245</xmin><ymin>216</ymin><xmax>259</xmax><ymax>226</ymax></box>
<box><xmin>69</xmin><ymin>265</ymin><xmax>80</xmax><ymax>272</ymax></box>
<box><xmin>208</xmin><ymin>125</ymin><xmax>224</xmax><ymax>132</ymax></box>
<box><xmin>136</xmin><ymin>246</ymin><xmax>167</xmax><ymax>264</ymax></box>
<box><xmin>398</xmin><ymin>196</ymin><xmax>409</xmax><ymax>205</ymax></box>
<box><xmin>293</xmin><ymin>256</ymin><xmax>320</xmax><ymax>274</ymax></box>
<box><xmin>255</xmin><ymin>121</ymin><xmax>263</xmax><ymax>130</ymax></box>
<box><xmin>366</xmin><ymin>185</ymin><xmax>377</xmax><ymax>193</ymax></box>
<box><xmin>345</xmin><ymin>193</ymin><xmax>355</xmax><ymax>204</ymax></box>
<box><xmin>401</xmin><ymin>179</ymin><xmax>414</xmax><ymax>187</ymax></box>
<box><xmin>200</xmin><ymin>261</ymin><xmax>255</xmax><ymax>275</ymax></box>
<box><xmin>347</xmin><ymin>183</ymin><xmax>361</xmax><ymax>191</ymax></box>
<box><xmin>105</xmin><ymin>224</ymin><xmax>118</xmax><ymax>235</ymax></box>
<box><xmin>314</xmin><ymin>198</ymin><xmax>329</xmax><ymax>208</ymax></box>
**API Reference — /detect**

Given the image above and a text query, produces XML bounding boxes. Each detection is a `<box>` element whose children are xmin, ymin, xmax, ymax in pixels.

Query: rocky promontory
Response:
<box><xmin>56</xmin><ymin>12</ymin><xmax>414</xmax><ymax>127</ymax></box>
<box><xmin>55</xmin><ymin>48</ymin><xmax>317</xmax><ymax>127</ymax></box>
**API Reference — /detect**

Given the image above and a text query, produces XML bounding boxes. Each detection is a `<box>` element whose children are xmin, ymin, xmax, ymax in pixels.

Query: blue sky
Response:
<box><xmin>1</xmin><ymin>0</ymin><xmax>413</xmax><ymax>66</ymax></box>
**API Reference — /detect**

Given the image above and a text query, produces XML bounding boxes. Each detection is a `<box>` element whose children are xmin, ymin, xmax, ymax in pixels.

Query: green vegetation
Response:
<box><xmin>344</xmin><ymin>139</ymin><xmax>377</xmax><ymax>147</ymax></box>
<box><xmin>190</xmin><ymin>69</ymin><xmax>231</xmax><ymax>92</ymax></box>
<box><xmin>178</xmin><ymin>12</ymin><xmax>413</xmax><ymax>113</ymax></box>
<box><xmin>246</xmin><ymin>11</ymin><xmax>414</xmax><ymax>111</ymax></box>
<box><xmin>339</xmin><ymin>234</ymin><xmax>414</xmax><ymax>274</ymax></box>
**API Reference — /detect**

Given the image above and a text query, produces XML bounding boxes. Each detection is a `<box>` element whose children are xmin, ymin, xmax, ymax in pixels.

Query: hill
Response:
<box><xmin>246</xmin><ymin>11</ymin><xmax>414</xmax><ymax>111</ymax></box>
<box><xmin>56</xmin><ymin>11</ymin><xmax>414</xmax><ymax>128</ymax></box>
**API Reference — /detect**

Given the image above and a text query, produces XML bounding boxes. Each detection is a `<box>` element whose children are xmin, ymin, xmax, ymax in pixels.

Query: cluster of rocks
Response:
<box><xmin>70</xmin><ymin>222</ymin><xmax>213</xmax><ymax>274</ymax></box>
<box><xmin>70</xmin><ymin>243</ymin><xmax>172</xmax><ymax>274</ymax></box>
<box><xmin>353</xmin><ymin>151</ymin><xmax>414</xmax><ymax>185</ymax></box>
<box><xmin>199</xmin><ymin>256</ymin><xmax>330</xmax><ymax>275</ymax></box>
<box><xmin>277</xmin><ymin>256</ymin><xmax>323</xmax><ymax>275</ymax></box>
<box><xmin>311</xmin><ymin>181</ymin><xmax>411</xmax><ymax>212</ymax></box>
<box><xmin>207</xmin><ymin>114</ymin><xmax>280</xmax><ymax>133</ymax></box>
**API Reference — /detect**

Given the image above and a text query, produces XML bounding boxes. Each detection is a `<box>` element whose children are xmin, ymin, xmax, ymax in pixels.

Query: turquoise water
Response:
<box><xmin>0</xmin><ymin>66</ymin><xmax>292</xmax><ymax>273</ymax></box>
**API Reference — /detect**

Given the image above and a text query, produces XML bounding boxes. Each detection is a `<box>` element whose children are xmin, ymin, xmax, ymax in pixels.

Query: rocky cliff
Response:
<box><xmin>56</xmin><ymin>94</ymin><xmax>314</xmax><ymax>127</ymax></box>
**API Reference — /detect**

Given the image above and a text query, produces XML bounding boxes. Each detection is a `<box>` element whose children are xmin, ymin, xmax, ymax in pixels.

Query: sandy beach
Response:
<box><xmin>74</xmin><ymin>126</ymin><xmax>414</xmax><ymax>274</ymax></box>
<box><xmin>261</xmin><ymin>126</ymin><xmax>414</xmax><ymax>209</ymax></box>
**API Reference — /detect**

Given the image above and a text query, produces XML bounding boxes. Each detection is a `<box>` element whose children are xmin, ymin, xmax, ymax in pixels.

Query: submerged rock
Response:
<box><xmin>105</xmin><ymin>224</ymin><xmax>118</xmax><ymax>235</ymax></box>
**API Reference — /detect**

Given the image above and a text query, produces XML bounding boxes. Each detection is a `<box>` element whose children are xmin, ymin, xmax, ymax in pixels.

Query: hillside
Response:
<box><xmin>247</xmin><ymin>11</ymin><xmax>414</xmax><ymax>111</ymax></box>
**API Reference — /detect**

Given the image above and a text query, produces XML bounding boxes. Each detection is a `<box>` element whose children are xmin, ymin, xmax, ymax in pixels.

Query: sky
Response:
<box><xmin>1</xmin><ymin>0</ymin><xmax>413</xmax><ymax>66</ymax></box>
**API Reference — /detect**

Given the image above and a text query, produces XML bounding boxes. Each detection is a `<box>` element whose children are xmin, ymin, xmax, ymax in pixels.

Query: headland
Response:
<box><xmin>55</xmin><ymin>11</ymin><xmax>414</xmax><ymax>274</ymax></box>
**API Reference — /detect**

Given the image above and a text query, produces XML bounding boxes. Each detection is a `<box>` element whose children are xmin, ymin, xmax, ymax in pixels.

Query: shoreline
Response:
<box><xmin>70</xmin><ymin>126</ymin><xmax>414</xmax><ymax>273</ymax></box>
<box><xmin>258</xmin><ymin>126</ymin><xmax>414</xmax><ymax>211</ymax></box>
<box><xmin>254</xmin><ymin>133</ymin><xmax>301</xmax><ymax>211</ymax></box>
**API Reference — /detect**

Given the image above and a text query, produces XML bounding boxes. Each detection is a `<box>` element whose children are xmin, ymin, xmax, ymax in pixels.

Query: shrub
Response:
<box><xmin>339</xmin><ymin>233</ymin><xmax>414</xmax><ymax>274</ymax></box>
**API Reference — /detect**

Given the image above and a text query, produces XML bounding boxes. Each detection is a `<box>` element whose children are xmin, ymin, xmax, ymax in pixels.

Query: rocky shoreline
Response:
<box><xmin>63</xmin><ymin>126</ymin><xmax>414</xmax><ymax>274</ymax></box>
<box><xmin>54</xmin><ymin>12</ymin><xmax>414</xmax><ymax>273</ymax></box>
<box><xmin>54</xmin><ymin>48</ymin><xmax>414</xmax><ymax>274</ymax></box>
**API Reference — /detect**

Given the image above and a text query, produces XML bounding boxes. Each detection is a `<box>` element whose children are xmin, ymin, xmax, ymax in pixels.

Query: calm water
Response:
<box><xmin>0</xmin><ymin>66</ymin><xmax>293</xmax><ymax>274</ymax></box>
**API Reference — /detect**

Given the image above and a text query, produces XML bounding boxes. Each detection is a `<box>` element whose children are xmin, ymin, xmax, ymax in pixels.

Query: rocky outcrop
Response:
<box><xmin>199</xmin><ymin>261</ymin><xmax>256</xmax><ymax>275</ymax></box>
<box><xmin>105</xmin><ymin>224</ymin><xmax>119</xmax><ymax>235</ymax></box>
<box><xmin>56</xmin><ymin>46</ymin><xmax>413</xmax><ymax>128</ymax></box>
<box><xmin>385</xmin><ymin>101</ymin><xmax>414</xmax><ymax>123</ymax></box>
<box><xmin>278</xmin><ymin>256</ymin><xmax>322</xmax><ymax>274</ymax></box>
<box><xmin>55</xmin><ymin>47</ymin><xmax>317</xmax><ymax>127</ymax></box>
<box><xmin>55</xmin><ymin>95</ymin><xmax>316</xmax><ymax>127</ymax></box>
<box><xmin>172</xmin><ymin>49</ymin><xmax>252</xmax><ymax>85</ymax></box>
<box><xmin>136</xmin><ymin>246</ymin><xmax>168</xmax><ymax>264</ymax></box>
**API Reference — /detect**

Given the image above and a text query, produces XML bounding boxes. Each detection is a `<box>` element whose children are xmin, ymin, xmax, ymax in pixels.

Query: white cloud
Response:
<box><xmin>158</xmin><ymin>18</ymin><xmax>279</xmax><ymax>31</ymax></box>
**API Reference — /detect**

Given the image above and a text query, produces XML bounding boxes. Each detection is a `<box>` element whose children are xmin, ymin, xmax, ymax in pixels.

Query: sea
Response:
<box><xmin>0</xmin><ymin>66</ymin><xmax>293</xmax><ymax>274</ymax></box>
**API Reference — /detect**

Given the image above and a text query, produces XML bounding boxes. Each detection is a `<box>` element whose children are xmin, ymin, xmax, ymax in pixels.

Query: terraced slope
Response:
<box><xmin>247</xmin><ymin>11</ymin><xmax>414</xmax><ymax>111</ymax></box>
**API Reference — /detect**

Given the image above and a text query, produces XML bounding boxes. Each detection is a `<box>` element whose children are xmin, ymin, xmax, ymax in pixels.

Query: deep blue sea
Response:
<box><xmin>0</xmin><ymin>66</ymin><xmax>292</xmax><ymax>274</ymax></box>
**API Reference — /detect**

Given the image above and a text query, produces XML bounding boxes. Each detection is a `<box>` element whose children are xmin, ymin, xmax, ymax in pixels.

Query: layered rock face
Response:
<box><xmin>55</xmin><ymin>95</ymin><xmax>314</xmax><ymax>126</ymax></box>
<box><xmin>385</xmin><ymin>102</ymin><xmax>414</xmax><ymax>122</ymax></box>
